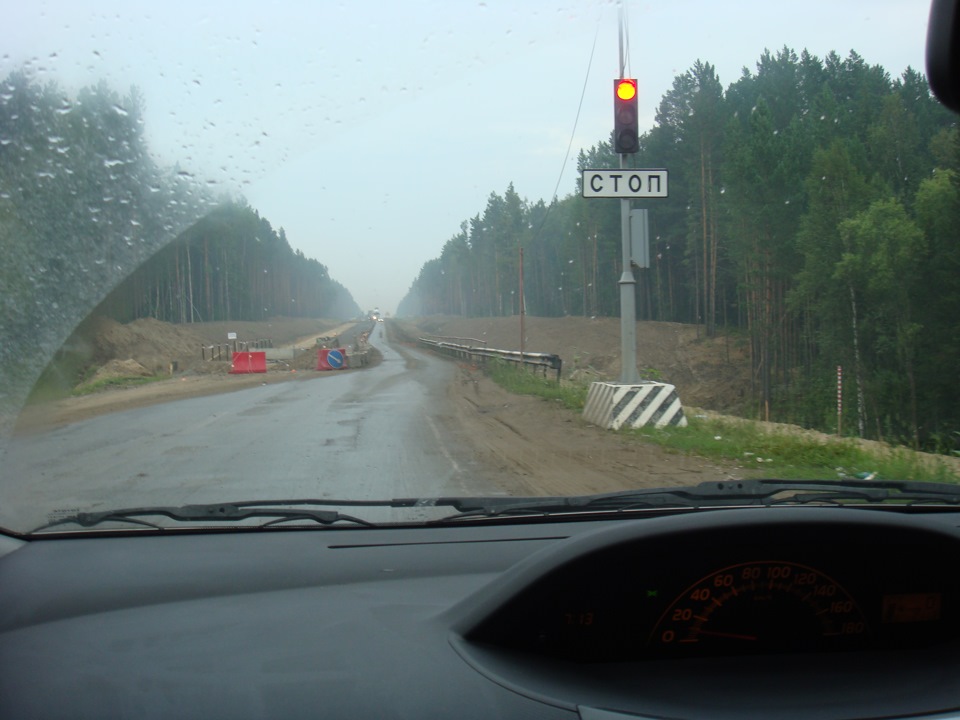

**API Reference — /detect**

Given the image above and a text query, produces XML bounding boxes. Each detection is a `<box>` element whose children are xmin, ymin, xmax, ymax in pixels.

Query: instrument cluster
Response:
<box><xmin>467</xmin><ymin>514</ymin><xmax>960</xmax><ymax>661</ymax></box>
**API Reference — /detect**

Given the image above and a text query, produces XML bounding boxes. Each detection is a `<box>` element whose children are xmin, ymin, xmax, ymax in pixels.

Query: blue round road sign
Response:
<box><xmin>328</xmin><ymin>349</ymin><xmax>344</xmax><ymax>369</ymax></box>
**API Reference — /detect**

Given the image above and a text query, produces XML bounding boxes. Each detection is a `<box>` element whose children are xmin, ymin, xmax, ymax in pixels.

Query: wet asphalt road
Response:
<box><xmin>4</xmin><ymin>322</ymin><xmax>505</xmax><ymax>530</ymax></box>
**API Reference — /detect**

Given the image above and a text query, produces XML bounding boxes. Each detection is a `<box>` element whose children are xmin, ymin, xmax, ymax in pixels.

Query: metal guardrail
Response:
<box><xmin>417</xmin><ymin>337</ymin><xmax>562</xmax><ymax>382</ymax></box>
<box><xmin>421</xmin><ymin>334</ymin><xmax>487</xmax><ymax>348</ymax></box>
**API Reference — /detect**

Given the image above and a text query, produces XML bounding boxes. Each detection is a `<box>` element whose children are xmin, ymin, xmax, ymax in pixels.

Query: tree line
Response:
<box><xmin>397</xmin><ymin>49</ymin><xmax>960</xmax><ymax>453</ymax></box>
<box><xmin>97</xmin><ymin>202</ymin><xmax>361</xmax><ymax>324</ymax></box>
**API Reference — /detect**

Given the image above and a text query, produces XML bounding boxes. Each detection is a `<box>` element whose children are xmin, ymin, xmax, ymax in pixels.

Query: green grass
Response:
<box><xmin>630</xmin><ymin>415</ymin><xmax>959</xmax><ymax>484</ymax></box>
<box><xmin>486</xmin><ymin>360</ymin><xmax>589</xmax><ymax>411</ymax></box>
<box><xmin>72</xmin><ymin>375</ymin><xmax>166</xmax><ymax>396</ymax></box>
<box><xmin>485</xmin><ymin>361</ymin><xmax>959</xmax><ymax>484</ymax></box>
<box><xmin>27</xmin><ymin>351</ymin><xmax>93</xmax><ymax>403</ymax></box>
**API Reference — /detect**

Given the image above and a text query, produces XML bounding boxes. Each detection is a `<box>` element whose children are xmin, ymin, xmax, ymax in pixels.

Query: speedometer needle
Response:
<box><xmin>696</xmin><ymin>629</ymin><xmax>758</xmax><ymax>641</ymax></box>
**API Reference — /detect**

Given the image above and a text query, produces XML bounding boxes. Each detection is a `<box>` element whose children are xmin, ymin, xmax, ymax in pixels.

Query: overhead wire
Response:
<box><xmin>619</xmin><ymin>3</ymin><xmax>625</xmax><ymax>78</ymax></box>
<box><xmin>623</xmin><ymin>1</ymin><xmax>631</xmax><ymax>78</ymax></box>
<box><xmin>532</xmin><ymin>8</ymin><xmax>604</xmax><ymax>243</ymax></box>
<box><xmin>551</xmin><ymin>19</ymin><xmax>601</xmax><ymax>204</ymax></box>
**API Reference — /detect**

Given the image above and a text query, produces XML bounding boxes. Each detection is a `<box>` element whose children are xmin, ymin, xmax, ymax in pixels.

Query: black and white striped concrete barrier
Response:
<box><xmin>582</xmin><ymin>381</ymin><xmax>688</xmax><ymax>430</ymax></box>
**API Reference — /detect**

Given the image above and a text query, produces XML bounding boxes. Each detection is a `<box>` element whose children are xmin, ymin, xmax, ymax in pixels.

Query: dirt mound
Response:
<box><xmin>402</xmin><ymin>315</ymin><xmax>752</xmax><ymax>414</ymax></box>
<box><xmin>86</xmin><ymin>316</ymin><xmax>207</xmax><ymax>375</ymax></box>
<box><xmin>18</xmin><ymin>321</ymin><xmax>381</xmax><ymax>432</ymax></box>
<box><xmin>89</xmin><ymin>358</ymin><xmax>154</xmax><ymax>382</ymax></box>
<box><xmin>82</xmin><ymin>317</ymin><xmax>351</xmax><ymax>376</ymax></box>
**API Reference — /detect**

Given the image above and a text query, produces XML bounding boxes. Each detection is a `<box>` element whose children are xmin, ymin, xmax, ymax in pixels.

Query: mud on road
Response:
<box><xmin>385</xmin><ymin>322</ymin><xmax>743</xmax><ymax>495</ymax></box>
<box><xmin>444</xmin><ymin>362</ymin><xmax>742</xmax><ymax>496</ymax></box>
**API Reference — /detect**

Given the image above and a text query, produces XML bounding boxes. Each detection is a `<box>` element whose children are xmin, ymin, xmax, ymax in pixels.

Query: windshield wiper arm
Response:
<box><xmin>30</xmin><ymin>501</ymin><xmax>380</xmax><ymax>533</ymax></box>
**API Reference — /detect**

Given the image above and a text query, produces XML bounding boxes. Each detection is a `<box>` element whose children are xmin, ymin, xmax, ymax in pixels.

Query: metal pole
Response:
<box><xmin>618</xmin><ymin>152</ymin><xmax>640</xmax><ymax>384</ymax></box>
<box><xmin>519</xmin><ymin>246</ymin><xmax>525</xmax><ymax>361</ymax></box>
<box><xmin>616</xmin><ymin>5</ymin><xmax>638</xmax><ymax>385</ymax></box>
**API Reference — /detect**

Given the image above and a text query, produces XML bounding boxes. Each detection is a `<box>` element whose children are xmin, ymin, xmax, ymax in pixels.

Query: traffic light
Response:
<box><xmin>613</xmin><ymin>78</ymin><xmax>639</xmax><ymax>154</ymax></box>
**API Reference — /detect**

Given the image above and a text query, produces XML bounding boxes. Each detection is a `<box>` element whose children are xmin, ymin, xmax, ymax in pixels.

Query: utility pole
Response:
<box><xmin>519</xmin><ymin>246</ymin><xmax>525</xmax><ymax>360</ymax></box>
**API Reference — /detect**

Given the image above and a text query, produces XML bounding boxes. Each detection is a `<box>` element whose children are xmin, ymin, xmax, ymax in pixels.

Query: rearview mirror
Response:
<box><xmin>927</xmin><ymin>0</ymin><xmax>960</xmax><ymax>111</ymax></box>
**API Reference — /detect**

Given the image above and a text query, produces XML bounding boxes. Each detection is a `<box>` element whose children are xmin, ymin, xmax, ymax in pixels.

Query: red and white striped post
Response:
<box><xmin>837</xmin><ymin>365</ymin><xmax>843</xmax><ymax>436</ymax></box>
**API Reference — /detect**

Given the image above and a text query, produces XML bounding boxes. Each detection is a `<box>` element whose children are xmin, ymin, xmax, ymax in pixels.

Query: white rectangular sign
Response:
<box><xmin>581</xmin><ymin>169</ymin><xmax>668</xmax><ymax>198</ymax></box>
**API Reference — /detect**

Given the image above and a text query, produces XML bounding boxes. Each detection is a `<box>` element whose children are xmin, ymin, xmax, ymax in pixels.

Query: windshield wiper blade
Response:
<box><xmin>30</xmin><ymin>501</ymin><xmax>381</xmax><ymax>533</ymax></box>
<box><xmin>27</xmin><ymin>496</ymin><xmax>484</xmax><ymax>534</ymax></box>
<box><xmin>30</xmin><ymin>480</ymin><xmax>960</xmax><ymax>533</ymax></box>
<box><xmin>689</xmin><ymin>478</ymin><xmax>960</xmax><ymax>505</ymax></box>
<box><xmin>427</xmin><ymin>479</ymin><xmax>960</xmax><ymax>522</ymax></box>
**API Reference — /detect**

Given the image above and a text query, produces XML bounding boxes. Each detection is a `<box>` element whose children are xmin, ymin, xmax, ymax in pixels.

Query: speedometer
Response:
<box><xmin>650</xmin><ymin>561</ymin><xmax>870</xmax><ymax>654</ymax></box>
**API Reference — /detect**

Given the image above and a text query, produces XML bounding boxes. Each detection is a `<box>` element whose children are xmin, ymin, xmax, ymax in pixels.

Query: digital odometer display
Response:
<box><xmin>882</xmin><ymin>593</ymin><xmax>943</xmax><ymax>624</ymax></box>
<box><xmin>650</xmin><ymin>561</ymin><xmax>869</xmax><ymax>654</ymax></box>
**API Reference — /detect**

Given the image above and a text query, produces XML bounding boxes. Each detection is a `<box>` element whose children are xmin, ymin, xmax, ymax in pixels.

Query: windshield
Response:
<box><xmin>1</xmin><ymin>1</ymin><xmax>957</xmax><ymax>536</ymax></box>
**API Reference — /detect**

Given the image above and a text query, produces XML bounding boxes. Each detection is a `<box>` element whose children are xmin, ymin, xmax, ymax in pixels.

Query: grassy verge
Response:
<box><xmin>485</xmin><ymin>362</ymin><xmax>959</xmax><ymax>484</ymax></box>
<box><xmin>486</xmin><ymin>360</ymin><xmax>588</xmax><ymax>411</ymax></box>
<box><xmin>72</xmin><ymin>375</ymin><xmax>167</xmax><ymax>396</ymax></box>
<box><xmin>632</xmin><ymin>415</ymin><xmax>959</xmax><ymax>483</ymax></box>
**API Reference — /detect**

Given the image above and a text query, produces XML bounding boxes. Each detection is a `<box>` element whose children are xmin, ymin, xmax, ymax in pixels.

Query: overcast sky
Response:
<box><xmin>3</xmin><ymin>1</ymin><xmax>932</xmax><ymax>314</ymax></box>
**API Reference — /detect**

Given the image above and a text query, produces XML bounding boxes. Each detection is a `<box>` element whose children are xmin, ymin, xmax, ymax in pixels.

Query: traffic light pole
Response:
<box><xmin>618</xmin><ymin>152</ymin><xmax>640</xmax><ymax>385</ymax></box>
<box><xmin>579</xmin><ymin>36</ymin><xmax>689</xmax><ymax>428</ymax></box>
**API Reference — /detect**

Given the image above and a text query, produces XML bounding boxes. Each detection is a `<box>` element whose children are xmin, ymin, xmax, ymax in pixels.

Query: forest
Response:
<box><xmin>397</xmin><ymin>48</ymin><xmax>960</xmax><ymax>453</ymax></box>
<box><xmin>0</xmin><ymin>70</ymin><xmax>360</xmax><ymax>399</ymax></box>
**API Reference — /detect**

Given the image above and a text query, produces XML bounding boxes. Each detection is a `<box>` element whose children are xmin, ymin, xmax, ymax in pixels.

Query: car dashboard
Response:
<box><xmin>3</xmin><ymin>506</ymin><xmax>960</xmax><ymax>719</ymax></box>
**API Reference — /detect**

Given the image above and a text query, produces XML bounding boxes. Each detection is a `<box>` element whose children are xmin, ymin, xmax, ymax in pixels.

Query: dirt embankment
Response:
<box><xmin>18</xmin><ymin>314</ymin><xmax>958</xmax><ymax>489</ymax></box>
<box><xmin>442</xmin><ymin>360</ymin><xmax>742</xmax><ymax>494</ymax></box>
<box><xmin>387</xmin><ymin>318</ymin><xmax>743</xmax><ymax>495</ymax></box>
<box><xmin>401</xmin><ymin>315</ymin><xmax>752</xmax><ymax>413</ymax></box>
<box><xmin>17</xmin><ymin>317</ymin><xmax>376</xmax><ymax>433</ymax></box>
<box><xmin>44</xmin><ymin>313</ymin><xmax>750</xmax><ymax>419</ymax></box>
<box><xmin>28</xmin><ymin>314</ymin><xmax>751</xmax><ymax>434</ymax></box>
<box><xmin>19</xmin><ymin>314</ymin><xmax>752</xmax><ymax>490</ymax></box>
<box><xmin>393</xmin><ymin>318</ymin><xmax>960</xmax><ymax>483</ymax></box>
<box><xmin>74</xmin><ymin>316</ymin><xmax>359</xmax><ymax>377</ymax></box>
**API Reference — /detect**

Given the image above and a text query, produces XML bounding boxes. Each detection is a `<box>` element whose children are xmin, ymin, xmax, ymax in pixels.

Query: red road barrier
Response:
<box><xmin>230</xmin><ymin>351</ymin><xmax>267</xmax><ymax>374</ymax></box>
<box><xmin>317</xmin><ymin>348</ymin><xmax>348</xmax><ymax>371</ymax></box>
